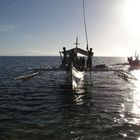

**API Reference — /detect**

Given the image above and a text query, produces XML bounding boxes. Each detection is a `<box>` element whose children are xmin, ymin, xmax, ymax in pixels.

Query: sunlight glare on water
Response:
<box><xmin>117</xmin><ymin>70</ymin><xmax>140</xmax><ymax>126</ymax></box>
<box><xmin>128</xmin><ymin>70</ymin><xmax>140</xmax><ymax>125</ymax></box>
<box><xmin>131</xmin><ymin>70</ymin><xmax>140</xmax><ymax>117</ymax></box>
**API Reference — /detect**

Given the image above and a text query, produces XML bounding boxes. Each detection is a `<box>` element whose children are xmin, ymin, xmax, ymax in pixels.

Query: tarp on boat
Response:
<box><xmin>64</xmin><ymin>47</ymin><xmax>89</xmax><ymax>56</ymax></box>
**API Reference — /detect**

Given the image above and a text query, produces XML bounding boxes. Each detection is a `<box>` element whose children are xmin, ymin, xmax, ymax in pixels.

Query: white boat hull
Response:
<box><xmin>71</xmin><ymin>66</ymin><xmax>84</xmax><ymax>90</ymax></box>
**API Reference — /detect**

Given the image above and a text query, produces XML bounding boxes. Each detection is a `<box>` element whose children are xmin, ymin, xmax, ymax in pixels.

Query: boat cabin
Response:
<box><xmin>60</xmin><ymin>46</ymin><xmax>93</xmax><ymax>71</ymax></box>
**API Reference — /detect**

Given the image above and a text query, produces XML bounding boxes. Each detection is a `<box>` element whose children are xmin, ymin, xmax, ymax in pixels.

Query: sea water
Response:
<box><xmin>0</xmin><ymin>56</ymin><xmax>140</xmax><ymax>140</ymax></box>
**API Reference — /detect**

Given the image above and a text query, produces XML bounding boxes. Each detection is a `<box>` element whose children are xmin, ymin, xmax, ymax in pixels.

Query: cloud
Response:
<box><xmin>0</xmin><ymin>25</ymin><xmax>18</xmax><ymax>32</ymax></box>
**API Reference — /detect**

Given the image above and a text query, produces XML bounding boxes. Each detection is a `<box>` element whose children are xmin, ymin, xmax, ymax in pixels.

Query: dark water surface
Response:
<box><xmin>0</xmin><ymin>56</ymin><xmax>140</xmax><ymax>140</ymax></box>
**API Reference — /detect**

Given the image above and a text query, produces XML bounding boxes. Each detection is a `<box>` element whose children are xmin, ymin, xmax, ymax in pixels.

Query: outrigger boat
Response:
<box><xmin>14</xmin><ymin>43</ymin><xmax>138</xmax><ymax>89</ymax></box>
<box><xmin>15</xmin><ymin>0</ymin><xmax>94</xmax><ymax>90</ymax></box>
<box><xmin>14</xmin><ymin>0</ymin><xmax>138</xmax><ymax>88</ymax></box>
<box><xmin>14</xmin><ymin>37</ymin><xmax>94</xmax><ymax>90</ymax></box>
<box><xmin>59</xmin><ymin>37</ymin><xmax>93</xmax><ymax>89</ymax></box>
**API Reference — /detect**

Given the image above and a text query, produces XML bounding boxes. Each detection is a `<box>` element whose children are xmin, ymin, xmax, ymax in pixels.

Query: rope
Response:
<box><xmin>83</xmin><ymin>0</ymin><xmax>93</xmax><ymax>85</ymax></box>
<box><xmin>83</xmin><ymin>0</ymin><xmax>89</xmax><ymax>49</ymax></box>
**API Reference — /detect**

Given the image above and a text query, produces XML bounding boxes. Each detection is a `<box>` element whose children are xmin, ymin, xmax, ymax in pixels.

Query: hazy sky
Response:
<box><xmin>0</xmin><ymin>0</ymin><xmax>140</xmax><ymax>56</ymax></box>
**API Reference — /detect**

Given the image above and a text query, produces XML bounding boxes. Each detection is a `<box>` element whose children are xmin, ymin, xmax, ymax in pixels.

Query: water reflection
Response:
<box><xmin>73</xmin><ymin>89</ymin><xmax>85</xmax><ymax>105</ymax></box>
<box><xmin>60</xmin><ymin>73</ymin><xmax>86</xmax><ymax>106</ymax></box>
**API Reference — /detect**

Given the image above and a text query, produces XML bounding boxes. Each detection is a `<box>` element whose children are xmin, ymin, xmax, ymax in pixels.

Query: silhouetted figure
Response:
<box><xmin>86</xmin><ymin>48</ymin><xmax>93</xmax><ymax>69</ymax></box>
<box><xmin>62</xmin><ymin>47</ymin><xmax>67</xmax><ymax>68</ymax></box>
<box><xmin>69</xmin><ymin>49</ymin><xmax>77</xmax><ymax>66</ymax></box>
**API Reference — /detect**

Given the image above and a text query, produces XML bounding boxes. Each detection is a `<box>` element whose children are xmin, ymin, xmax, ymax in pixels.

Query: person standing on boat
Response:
<box><xmin>62</xmin><ymin>47</ymin><xmax>67</xmax><ymax>68</ymax></box>
<box><xmin>86</xmin><ymin>48</ymin><xmax>93</xmax><ymax>69</ymax></box>
<box><xmin>69</xmin><ymin>49</ymin><xmax>77</xmax><ymax>66</ymax></box>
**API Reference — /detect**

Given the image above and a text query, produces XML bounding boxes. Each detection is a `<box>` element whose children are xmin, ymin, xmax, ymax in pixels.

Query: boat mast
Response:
<box><xmin>74</xmin><ymin>36</ymin><xmax>80</xmax><ymax>48</ymax></box>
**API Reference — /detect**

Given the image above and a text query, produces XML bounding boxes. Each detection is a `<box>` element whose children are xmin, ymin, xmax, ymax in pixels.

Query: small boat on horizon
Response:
<box><xmin>128</xmin><ymin>51</ymin><xmax>140</xmax><ymax>70</ymax></box>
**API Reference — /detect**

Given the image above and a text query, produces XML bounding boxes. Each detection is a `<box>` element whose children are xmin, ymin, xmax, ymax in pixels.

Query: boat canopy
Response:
<box><xmin>64</xmin><ymin>47</ymin><xmax>89</xmax><ymax>56</ymax></box>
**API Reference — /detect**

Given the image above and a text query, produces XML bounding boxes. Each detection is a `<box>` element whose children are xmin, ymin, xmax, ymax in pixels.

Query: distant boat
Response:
<box><xmin>128</xmin><ymin>51</ymin><xmax>140</xmax><ymax>70</ymax></box>
<box><xmin>59</xmin><ymin>37</ymin><xmax>93</xmax><ymax>89</ymax></box>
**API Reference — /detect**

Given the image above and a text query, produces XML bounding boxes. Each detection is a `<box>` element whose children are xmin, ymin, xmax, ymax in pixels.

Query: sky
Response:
<box><xmin>0</xmin><ymin>0</ymin><xmax>140</xmax><ymax>56</ymax></box>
